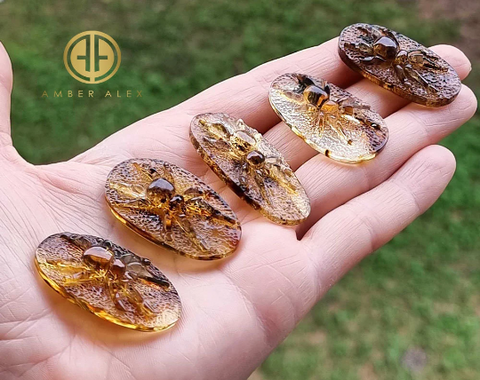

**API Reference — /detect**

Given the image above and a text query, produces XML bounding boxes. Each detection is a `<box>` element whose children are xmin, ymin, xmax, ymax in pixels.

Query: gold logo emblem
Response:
<box><xmin>64</xmin><ymin>31</ymin><xmax>121</xmax><ymax>84</ymax></box>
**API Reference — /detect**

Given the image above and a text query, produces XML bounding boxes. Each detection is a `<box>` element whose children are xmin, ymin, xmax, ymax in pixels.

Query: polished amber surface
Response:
<box><xmin>269</xmin><ymin>73</ymin><xmax>388</xmax><ymax>163</ymax></box>
<box><xmin>35</xmin><ymin>233</ymin><xmax>181</xmax><ymax>331</ymax></box>
<box><xmin>105</xmin><ymin>158</ymin><xmax>241</xmax><ymax>260</ymax></box>
<box><xmin>338</xmin><ymin>23</ymin><xmax>461</xmax><ymax>107</ymax></box>
<box><xmin>190</xmin><ymin>113</ymin><xmax>310</xmax><ymax>225</ymax></box>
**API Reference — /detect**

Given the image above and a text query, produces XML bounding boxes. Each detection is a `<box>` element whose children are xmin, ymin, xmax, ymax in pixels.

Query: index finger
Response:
<box><xmin>177</xmin><ymin>37</ymin><xmax>361</xmax><ymax>132</ymax></box>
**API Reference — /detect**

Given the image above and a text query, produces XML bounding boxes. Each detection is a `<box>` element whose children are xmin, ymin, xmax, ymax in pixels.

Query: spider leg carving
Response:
<box><xmin>239</xmin><ymin>161</ymin><xmax>249</xmax><ymax>189</ymax></box>
<box><xmin>203</xmin><ymin>135</ymin><xmax>231</xmax><ymax>150</ymax></box>
<box><xmin>59</xmin><ymin>234</ymin><xmax>92</xmax><ymax>251</ymax></box>
<box><xmin>357</xmin><ymin>24</ymin><xmax>383</xmax><ymax>39</ymax></box>
<box><xmin>359</xmin><ymin>24</ymin><xmax>397</xmax><ymax>42</ymax></box>
<box><xmin>158</xmin><ymin>162</ymin><xmax>176</xmax><ymax>185</ymax></box>
<box><xmin>361</xmin><ymin>55</ymin><xmax>387</xmax><ymax>65</ymax></box>
<box><xmin>115</xmin><ymin>198</ymin><xmax>151</xmax><ymax>213</ymax></box>
<box><xmin>173</xmin><ymin>214</ymin><xmax>209</xmax><ymax>253</ymax></box>
<box><xmin>132</xmin><ymin>161</ymin><xmax>176</xmax><ymax>187</ymax></box>
<box><xmin>62</xmin><ymin>273</ymin><xmax>105</xmax><ymax>286</ymax></box>
<box><xmin>394</xmin><ymin>64</ymin><xmax>408</xmax><ymax>83</ymax></box>
<box><xmin>200</xmin><ymin>118</ymin><xmax>234</xmax><ymax>140</ymax></box>
<box><xmin>408</xmin><ymin>50</ymin><xmax>447</xmax><ymax>71</ymax></box>
<box><xmin>264</xmin><ymin>156</ymin><xmax>297</xmax><ymax>193</ymax></box>
<box><xmin>127</xmin><ymin>267</ymin><xmax>171</xmax><ymax>291</ymax></box>
<box><xmin>325</xmin><ymin>113</ymin><xmax>352</xmax><ymax>145</ymax></box>
<box><xmin>107</xmin><ymin>280</ymin><xmax>134</xmax><ymax>313</ymax></box>
<box><xmin>345</xmin><ymin>40</ymin><xmax>372</xmax><ymax>55</ymax></box>
<box><xmin>184</xmin><ymin>197</ymin><xmax>238</xmax><ymax>227</ymax></box>
<box><xmin>338</xmin><ymin>97</ymin><xmax>370</xmax><ymax>114</ymax></box>
<box><xmin>43</xmin><ymin>259</ymin><xmax>100</xmax><ymax>284</ymax></box>
<box><xmin>108</xmin><ymin>181</ymin><xmax>146</xmax><ymax>199</ymax></box>
<box><xmin>404</xmin><ymin>65</ymin><xmax>439</xmax><ymax>93</ymax></box>
<box><xmin>160</xmin><ymin>209</ymin><xmax>175</xmax><ymax>242</ymax></box>
<box><xmin>132</xmin><ymin>162</ymin><xmax>155</xmax><ymax>182</ymax></box>
<box><xmin>127</xmin><ymin>283</ymin><xmax>156</xmax><ymax>316</ymax></box>
<box><xmin>254</xmin><ymin>168</ymin><xmax>275</xmax><ymax>206</ymax></box>
<box><xmin>313</xmin><ymin>109</ymin><xmax>326</xmax><ymax>138</ymax></box>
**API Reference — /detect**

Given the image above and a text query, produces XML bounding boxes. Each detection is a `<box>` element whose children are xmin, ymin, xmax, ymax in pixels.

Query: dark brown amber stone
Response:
<box><xmin>269</xmin><ymin>73</ymin><xmax>388</xmax><ymax>163</ymax></box>
<box><xmin>190</xmin><ymin>113</ymin><xmax>310</xmax><ymax>225</ymax></box>
<box><xmin>338</xmin><ymin>23</ymin><xmax>461</xmax><ymax>107</ymax></box>
<box><xmin>35</xmin><ymin>233</ymin><xmax>181</xmax><ymax>331</ymax></box>
<box><xmin>105</xmin><ymin>159</ymin><xmax>241</xmax><ymax>260</ymax></box>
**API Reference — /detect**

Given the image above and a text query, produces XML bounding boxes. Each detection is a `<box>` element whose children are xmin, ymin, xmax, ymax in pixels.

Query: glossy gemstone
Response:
<box><xmin>105</xmin><ymin>159</ymin><xmax>241</xmax><ymax>260</ymax></box>
<box><xmin>35</xmin><ymin>233</ymin><xmax>181</xmax><ymax>331</ymax></box>
<box><xmin>338</xmin><ymin>23</ymin><xmax>461</xmax><ymax>107</ymax></box>
<box><xmin>190</xmin><ymin>113</ymin><xmax>310</xmax><ymax>225</ymax></box>
<box><xmin>269</xmin><ymin>73</ymin><xmax>388</xmax><ymax>163</ymax></box>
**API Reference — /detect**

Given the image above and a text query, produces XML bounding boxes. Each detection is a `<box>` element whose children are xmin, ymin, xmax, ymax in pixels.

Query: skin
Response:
<box><xmin>0</xmin><ymin>37</ymin><xmax>476</xmax><ymax>380</ymax></box>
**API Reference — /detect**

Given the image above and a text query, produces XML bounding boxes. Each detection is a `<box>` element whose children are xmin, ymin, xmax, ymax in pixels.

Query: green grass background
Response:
<box><xmin>1</xmin><ymin>0</ymin><xmax>479</xmax><ymax>379</ymax></box>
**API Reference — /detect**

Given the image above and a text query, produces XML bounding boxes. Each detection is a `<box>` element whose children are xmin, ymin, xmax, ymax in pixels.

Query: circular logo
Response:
<box><xmin>64</xmin><ymin>31</ymin><xmax>121</xmax><ymax>84</ymax></box>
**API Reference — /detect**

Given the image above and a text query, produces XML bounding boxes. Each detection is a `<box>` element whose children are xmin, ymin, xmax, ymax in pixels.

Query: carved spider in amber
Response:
<box><xmin>299</xmin><ymin>74</ymin><xmax>380</xmax><ymax>145</ymax></box>
<box><xmin>190</xmin><ymin>113</ymin><xmax>310</xmax><ymax>225</ymax></box>
<box><xmin>35</xmin><ymin>233</ymin><xmax>181</xmax><ymax>331</ymax></box>
<box><xmin>345</xmin><ymin>24</ymin><xmax>446</xmax><ymax>92</ymax></box>
<box><xmin>46</xmin><ymin>234</ymin><xmax>170</xmax><ymax>315</ymax></box>
<box><xmin>106</xmin><ymin>159</ymin><xmax>241</xmax><ymax>260</ymax></box>
<box><xmin>200</xmin><ymin>118</ymin><xmax>297</xmax><ymax>196</ymax></box>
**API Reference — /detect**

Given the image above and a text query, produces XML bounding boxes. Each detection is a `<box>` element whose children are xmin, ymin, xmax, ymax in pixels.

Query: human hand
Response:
<box><xmin>0</xmin><ymin>38</ymin><xmax>476</xmax><ymax>380</ymax></box>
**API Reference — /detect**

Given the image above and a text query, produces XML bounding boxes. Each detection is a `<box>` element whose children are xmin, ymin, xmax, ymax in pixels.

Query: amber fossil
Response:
<box><xmin>338</xmin><ymin>23</ymin><xmax>461</xmax><ymax>107</ymax></box>
<box><xmin>269</xmin><ymin>73</ymin><xmax>388</xmax><ymax>163</ymax></box>
<box><xmin>105</xmin><ymin>158</ymin><xmax>241</xmax><ymax>260</ymax></box>
<box><xmin>190</xmin><ymin>113</ymin><xmax>310</xmax><ymax>225</ymax></box>
<box><xmin>35</xmin><ymin>233</ymin><xmax>181</xmax><ymax>331</ymax></box>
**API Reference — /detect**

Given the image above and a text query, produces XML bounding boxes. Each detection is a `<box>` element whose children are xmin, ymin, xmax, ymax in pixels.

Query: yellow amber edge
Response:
<box><xmin>105</xmin><ymin>196</ymin><xmax>234</xmax><ymax>260</ymax></box>
<box><xmin>268</xmin><ymin>95</ymin><xmax>378</xmax><ymax>164</ymax></box>
<box><xmin>189</xmin><ymin>126</ymin><xmax>309</xmax><ymax>226</ymax></box>
<box><xmin>34</xmin><ymin>256</ymin><xmax>179</xmax><ymax>332</ymax></box>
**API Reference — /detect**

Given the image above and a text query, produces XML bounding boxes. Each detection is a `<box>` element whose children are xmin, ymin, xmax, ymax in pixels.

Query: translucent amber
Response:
<box><xmin>105</xmin><ymin>158</ymin><xmax>241</xmax><ymax>260</ymax></box>
<box><xmin>269</xmin><ymin>73</ymin><xmax>388</xmax><ymax>163</ymax></box>
<box><xmin>190</xmin><ymin>113</ymin><xmax>310</xmax><ymax>225</ymax></box>
<box><xmin>338</xmin><ymin>23</ymin><xmax>461</xmax><ymax>107</ymax></box>
<box><xmin>35</xmin><ymin>233</ymin><xmax>181</xmax><ymax>332</ymax></box>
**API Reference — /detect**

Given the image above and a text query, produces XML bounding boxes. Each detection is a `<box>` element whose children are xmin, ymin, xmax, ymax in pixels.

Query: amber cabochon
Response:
<box><xmin>269</xmin><ymin>73</ymin><xmax>388</xmax><ymax>163</ymax></box>
<box><xmin>35</xmin><ymin>233</ymin><xmax>181</xmax><ymax>331</ymax></box>
<box><xmin>105</xmin><ymin>158</ymin><xmax>241</xmax><ymax>260</ymax></box>
<box><xmin>338</xmin><ymin>23</ymin><xmax>461</xmax><ymax>106</ymax></box>
<box><xmin>190</xmin><ymin>113</ymin><xmax>310</xmax><ymax>225</ymax></box>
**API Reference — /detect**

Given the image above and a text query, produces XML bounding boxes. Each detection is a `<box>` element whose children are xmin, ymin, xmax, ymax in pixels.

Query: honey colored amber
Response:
<box><xmin>338</xmin><ymin>23</ymin><xmax>461</xmax><ymax>107</ymax></box>
<box><xmin>105</xmin><ymin>159</ymin><xmax>241</xmax><ymax>260</ymax></box>
<box><xmin>35</xmin><ymin>233</ymin><xmax>181</xmax><ymax>331</ymax></box>
<box><xmin>190</xmin><ymin>113</ymin><xmax>310</xmax><ymax>225</ymax></box>
<box><xmin>269</xmin><ymin>73</ymin><xmax>388</xmax><ymax>163</ymax></box>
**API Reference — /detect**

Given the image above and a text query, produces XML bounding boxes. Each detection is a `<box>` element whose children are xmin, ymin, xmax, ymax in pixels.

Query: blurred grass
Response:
<box><xmin>1</xmin><ymin>0</ymin><xmax>479</xmax><ymax>379</ymax></box>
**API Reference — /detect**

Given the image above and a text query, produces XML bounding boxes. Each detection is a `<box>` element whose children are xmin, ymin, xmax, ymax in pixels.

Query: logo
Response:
<box><xmin>64</xmin><ymin>31</ymin><xmax>121</xmax><ymax>84</ymax></box>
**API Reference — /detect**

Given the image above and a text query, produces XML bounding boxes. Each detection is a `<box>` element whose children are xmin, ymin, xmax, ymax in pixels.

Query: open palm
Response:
<box><xmin>0</xmin><ymin>38</ymin><xmax>476</xmax><ymax>380</ymax></box>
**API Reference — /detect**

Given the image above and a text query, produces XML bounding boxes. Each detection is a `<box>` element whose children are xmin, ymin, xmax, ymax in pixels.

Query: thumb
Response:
<box><xmin>0</xmin><ymin>42</ymin><xmax>12</xmax><ymax>149</ymax></box>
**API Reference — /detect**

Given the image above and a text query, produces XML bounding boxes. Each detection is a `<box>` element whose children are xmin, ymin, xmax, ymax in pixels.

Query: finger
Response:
<box><xmin>0</xmin><ymin>42</ymin><xmax>13</xmax><ymax>148</ymax></box>
<box><xmin>295</xmin><ymin>84</ymin><xmax>476</xmax><ymax>236</ymax></box>
<box><xmin>85</xmin><ymin>37</ymin><xmax>359</xmax><ymax>166</ymax></box>
<box><xmin>171</xmin><ymin>37</ymin><xmax>361</xmax><ymax>133</ymax></box>
<box><xmin>97</xmin><ymin>38</ymin><xmax>361</xmax><ymax>169</ymax></box>
<box><xmin>264</xmin><ymin>44</ymin><xmax>472</xmax><ymax>170</ymax></box>
<box><xmin>302</xmin><ymin>145</ymin><xmax>456</xmax><ymax>289</ymax></box>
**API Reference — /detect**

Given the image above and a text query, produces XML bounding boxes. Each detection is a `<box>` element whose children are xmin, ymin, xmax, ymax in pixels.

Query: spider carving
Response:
<box><xmin>45</xmin><ymin>234</ymin><xmax>170</xmax><ymax>316</ymax></box>
<box><xmin>199</xmin><ymin>118</ymin><xmax>297</xmax><ymax>203</ymax></box>
<box><xmin>111</xmin><ymin>162</ymin><xmax>237</xmax><ymax>253</ymax></box>
<box><xmin>297</xmin><ymin>75</ymin><xmax>380</xmax><ymax>145</ymax></box>
<box><xmin>346</xmin><ymin>25</ymin><xmax>446</xmax><ymax>92</ymax></box>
